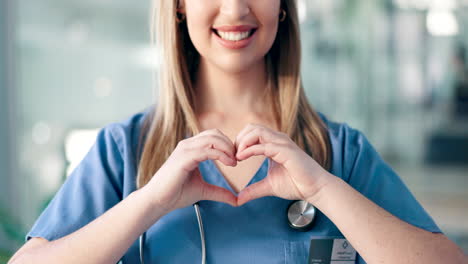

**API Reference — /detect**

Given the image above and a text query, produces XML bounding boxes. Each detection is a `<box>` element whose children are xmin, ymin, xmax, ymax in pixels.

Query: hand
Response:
<box><xmin>234</xmin><ymin>123</ymin><xmax>333</xmax><ymax>206</ymax></box>
<box><xmin>144</xmin><ymin>129</ymin><xmax>238</xmax><ymax>213</ymax></box>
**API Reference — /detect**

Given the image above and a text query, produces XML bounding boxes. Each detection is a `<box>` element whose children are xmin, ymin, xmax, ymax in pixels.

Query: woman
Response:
<box><xmin>9</xmin><ymin>0</ymin><xmax>466</xmax><ymax>263</ymax></box>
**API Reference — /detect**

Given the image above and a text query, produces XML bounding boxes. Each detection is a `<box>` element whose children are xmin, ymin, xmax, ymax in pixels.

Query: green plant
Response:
<box><xmin>0</xmin><ymin>248</ymin><xmax>12</xmax><ymax>264</ymax></box>
<box><xmin>0</xmin><ymin>207</ymin><xmax>27</xmax><ymax>263</ymax></box>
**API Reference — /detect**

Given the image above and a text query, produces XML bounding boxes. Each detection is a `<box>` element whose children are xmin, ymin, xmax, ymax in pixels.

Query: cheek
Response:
<box><xmin>259</xmin><ymin>16</ymin><xmax>280</xmax><ymax>52</ymax></box>
<box><xmin>184</xmin><ymin>2</ymin><xmax>216</xmax><ymax>53</ymax></box>
<box><xmin>253</xmin><ymin>3</ymin><xmax>281</xmax><ymax>53</ymax></box>
<box><xmin>186</xmin><ymin>21</ymin><xmax>209</xmax><ymax>53</ymax></box>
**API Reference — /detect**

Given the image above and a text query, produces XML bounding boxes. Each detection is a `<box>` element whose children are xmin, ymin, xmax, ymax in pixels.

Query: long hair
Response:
<box><xmin>136</xmin><ymin>0</ymin><xmax>331</xmax><ymax>189</ymax></box>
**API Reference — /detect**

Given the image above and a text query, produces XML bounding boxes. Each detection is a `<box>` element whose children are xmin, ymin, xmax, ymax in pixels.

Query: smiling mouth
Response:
<box><xmin>212</xmin><ymin>28</ymin><xmax>257</xmax><ymax>41</ymax></box>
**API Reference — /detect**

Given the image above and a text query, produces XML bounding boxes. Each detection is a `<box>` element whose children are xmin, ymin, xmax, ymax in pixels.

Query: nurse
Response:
<box><xmin>9</xmin><ymin>0</ymin><xmax>466</xmax><ymax>263</ymax></box>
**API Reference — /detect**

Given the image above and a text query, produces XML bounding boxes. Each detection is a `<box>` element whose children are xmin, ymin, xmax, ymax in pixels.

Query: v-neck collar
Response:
<box><xmin>203</xmin><ymin>157</ymin><xmax>270</xmax><ymax>195</ymax></box>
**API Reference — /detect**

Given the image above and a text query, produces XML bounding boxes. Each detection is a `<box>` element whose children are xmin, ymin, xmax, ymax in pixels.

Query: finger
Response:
<box><xmin>200</xmin><ymin>182</ymin><xmax>238</xmax><ymax>207</ymax></box>
<box><xmin>236</xmin><ymin>127</ymin><xmax>282</xmax><ymax>154</ymax></box>
<box><xmin>235</xmin><ymin>124</ymin><xmax>286</xmax><ymax>154</ymax></box>
<box><xmin>237</xmin><ymin>179</ymin><xmax>273</xmax><ymax>206</ymax></box>
<box><xmin>191</xmin><ymin>133</ymin><xmax>236</xmax><ymax>160</ymax></box>
<box><xmin>235</xmin><ymin>123</ymin><xmax>271</xmax><ymax>151</ymax></box>
<box><xmin>199</xmin><ymin>148</ymin><xmax>236</xmax><ymax>166</ymax></box>
<box><xmin>200</xmin><ymin>128</ymin><xmax>234</xmax><ymax>149</ymax></box>
<box><xmin>234</xmin><ymin>123</ymin><xmax>259</xmax><ymax>148</ymax></box>
<box><xmin>237</xmin><ymin>143</ymin><xmax>289</xmax><ymax>166</ymax></box>
<box><xmin>208</xmin><ymin>128</ymin><xmax>238</xmax><ymax>158</ymax></box>
<box><xmin>186</xmin><ymin>148</ymin><xmax>236</xmax><ymax>171</ymax></box>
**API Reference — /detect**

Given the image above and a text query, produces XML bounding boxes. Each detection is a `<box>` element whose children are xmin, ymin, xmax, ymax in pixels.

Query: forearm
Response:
<box><xmin>309</xmin><ymin>176</ymin><xmax>466</xmax><ymax>264</ymax></box>
<box><xmin>11</xmin><ymin>188</ymin><xmax>168</xmax><ymax>264</ymax></box>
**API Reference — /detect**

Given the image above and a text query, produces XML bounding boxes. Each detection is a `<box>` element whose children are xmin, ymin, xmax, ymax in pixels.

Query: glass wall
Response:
<box><xmin>1</xmin><ymin>0</ymin><xmax>467</xmax><ymax>260</ymax></box>
<box><xmin>300</xmin><ymin>0</ymin><xmax>468</xmax><ymax>252</ymax></box>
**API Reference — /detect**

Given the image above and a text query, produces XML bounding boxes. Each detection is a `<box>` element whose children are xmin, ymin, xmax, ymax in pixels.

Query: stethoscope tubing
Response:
<box><xmin>139</xmin><ymin>231</ymin><xmax>145</xmax><ymax>264</ymax></box>
<box><xmin>193</xmin><ymin>203</ymin><xmax>206</xmax><ymax>264</ymax></box>
<box><xmin>139</xmin><ymin>202</ymin><xmax>207</xmax><ymax>264</ymax></box>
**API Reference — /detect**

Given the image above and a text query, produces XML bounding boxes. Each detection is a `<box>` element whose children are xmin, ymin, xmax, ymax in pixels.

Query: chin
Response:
<box><xmin>213</xmin><ymin>56</ymin><xmax>264</xmax><ymax>74</ymax></box>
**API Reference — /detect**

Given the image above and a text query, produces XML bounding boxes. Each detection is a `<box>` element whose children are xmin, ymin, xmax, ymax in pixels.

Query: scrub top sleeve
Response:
<box><xmin>343</xmin><ymin>125</ymin><xmax>442</xmax><ymax>234</ymax></box>
<box><xmin>25</xmin><ymin>124</ymin><xmax>125</xmax><ymax>242</ymax></box>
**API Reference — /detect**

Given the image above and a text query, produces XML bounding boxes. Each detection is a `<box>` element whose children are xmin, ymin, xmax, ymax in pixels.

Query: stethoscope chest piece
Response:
<box><xmin>287</xmin><ymin>200</ymin><xmax>316</xmax><ymax>231</ymax></box>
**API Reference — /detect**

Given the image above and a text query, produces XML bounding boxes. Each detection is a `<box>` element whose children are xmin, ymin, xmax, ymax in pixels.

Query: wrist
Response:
<box><xmin>133</xmin><ymin>186</ymin><xmax>172</xmax><ymax>219</ymax></box>
<box><xmin>305</xmin><ymin>173</ymin><xmax>342</xmax><ymax>206</ymax></box>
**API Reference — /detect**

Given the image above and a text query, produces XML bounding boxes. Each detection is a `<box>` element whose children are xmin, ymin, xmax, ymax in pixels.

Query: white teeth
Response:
<box><xmin>217</xmin><ymin>30</ymin><xmax>252</xmax><ymax>41</ymax></box>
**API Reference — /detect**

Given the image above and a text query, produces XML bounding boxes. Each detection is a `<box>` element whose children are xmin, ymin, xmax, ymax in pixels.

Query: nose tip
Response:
<box><xmin>220</xmin><ymin>0</ymin><xmax>250</xmax><ymax>18</ymax></box>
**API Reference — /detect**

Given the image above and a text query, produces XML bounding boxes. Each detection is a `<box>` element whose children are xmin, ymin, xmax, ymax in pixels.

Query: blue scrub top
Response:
<box><xmin>25</xmin><ymin>106</ymin><xmax>441</xmax><ymax>263</ymax></box>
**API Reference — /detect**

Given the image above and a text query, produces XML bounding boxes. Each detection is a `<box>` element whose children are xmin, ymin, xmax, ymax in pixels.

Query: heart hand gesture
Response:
<box><xmin>144</xmin><ymin>124</ymin><xmax>333</xmax><ymax>213</ymax></box>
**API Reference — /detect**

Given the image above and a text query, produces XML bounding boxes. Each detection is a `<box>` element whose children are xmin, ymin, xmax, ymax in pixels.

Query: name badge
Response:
<box><xmin>308</xmin><ymin>237</ymin><xmax>357</xmax><ymax>264</ymax></box>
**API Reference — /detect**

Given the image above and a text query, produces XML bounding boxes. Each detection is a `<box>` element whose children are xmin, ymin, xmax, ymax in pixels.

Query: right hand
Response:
<box><xmin>143</xmin><ymin>129</ymin><xmax>239</xmax><ymax>213</ymax></box>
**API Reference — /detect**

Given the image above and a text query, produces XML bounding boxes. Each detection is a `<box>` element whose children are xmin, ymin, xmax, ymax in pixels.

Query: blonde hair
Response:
<box><xmin>136</xmin><ymin>0</ymin><xmax>331</xmax><ymax>189</ymax></box>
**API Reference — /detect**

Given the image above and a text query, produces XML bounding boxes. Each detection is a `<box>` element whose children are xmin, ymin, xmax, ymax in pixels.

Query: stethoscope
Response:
<box><xmin>137</xmin><ymin>200</ymin><xmax>317</xmax><ymax>264</ymax></box>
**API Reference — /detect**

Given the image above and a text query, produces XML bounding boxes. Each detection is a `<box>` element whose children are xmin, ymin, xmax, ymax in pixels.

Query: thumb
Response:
<box><xmin>200</xmin><ymin>183</ymin><xmax>238</xmax><ymax>207</ymax></box>
<box><xmin>237</xmin><ymin>179</ymin><xmax>273</xmax><ymax>206</ymax></box>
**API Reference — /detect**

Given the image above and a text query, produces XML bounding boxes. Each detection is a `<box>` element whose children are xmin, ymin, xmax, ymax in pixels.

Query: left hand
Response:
<box><xmin>235</xmin><ymin>123</ymin><xmax>334</xmax><ymax>206</ymax></box>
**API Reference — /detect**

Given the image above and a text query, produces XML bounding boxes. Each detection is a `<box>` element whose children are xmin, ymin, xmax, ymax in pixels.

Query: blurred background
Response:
<box><xmin>0</xmin><ymin>0</ymin><xmax>467</xmax><ymax>261</ymax></box>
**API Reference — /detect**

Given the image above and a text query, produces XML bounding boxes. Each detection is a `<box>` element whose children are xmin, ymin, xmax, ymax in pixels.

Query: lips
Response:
<box><xmin>211</xmin><ymin>24</ymin><xmax>258</xmax><ymax>49</ymax></box>
<box><xmin>212</xmin><ymin>28</ymin><xmax>257</xmax><ymax>40</ymax></box>
<box><xmin>212</xmin><ymin>25</ymin><xmax>258</xmax><ymax>41</ymax></box>
<box><xmin>212</xmin><ymin>25</ymin><xmax>258</xmax><ymax>32</ymax></box>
